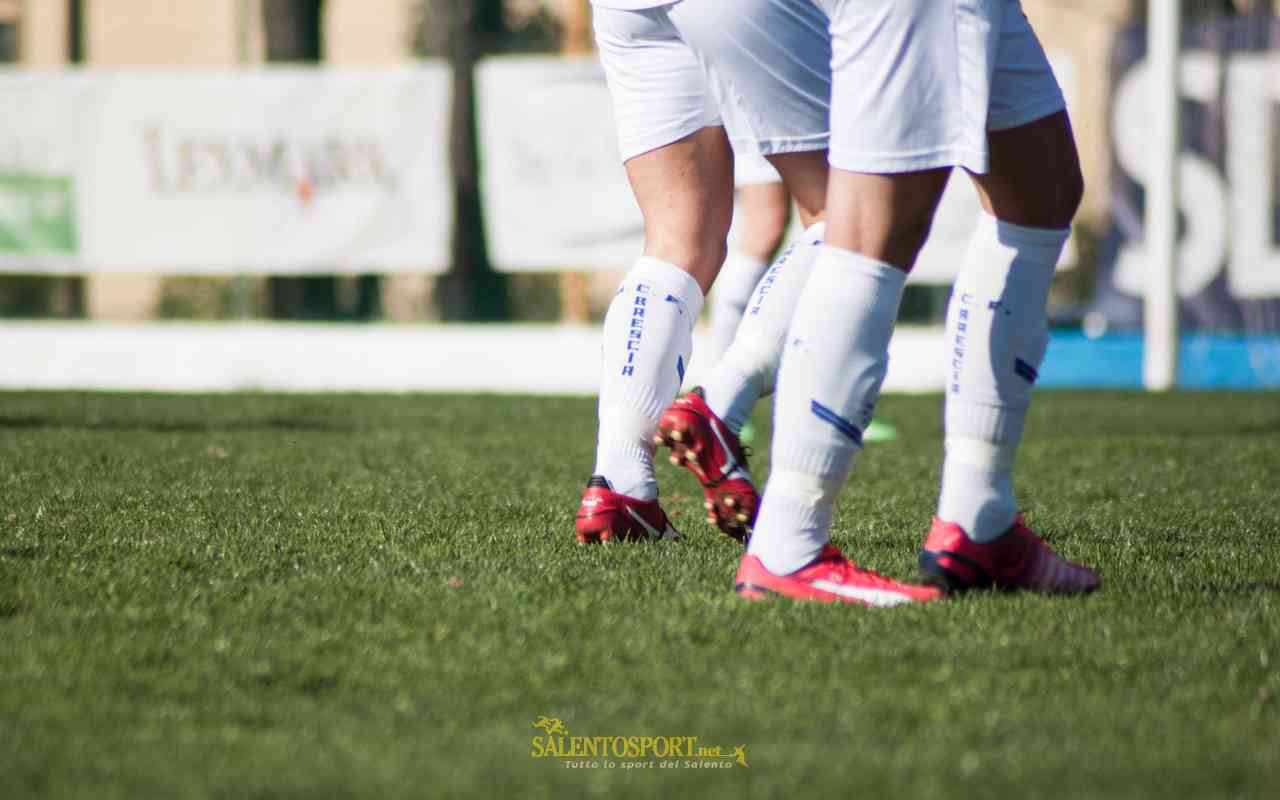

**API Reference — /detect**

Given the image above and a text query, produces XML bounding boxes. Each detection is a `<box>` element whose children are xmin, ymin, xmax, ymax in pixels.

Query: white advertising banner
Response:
<box><xmin>476</xmin><ymin>56</ymin><xmax>644</xmax><ymax>272</ymax></box>
<box><xmin>0</xmin><ymin>65</ymin><xmax>452</xmax><ymax>274</ymax></box>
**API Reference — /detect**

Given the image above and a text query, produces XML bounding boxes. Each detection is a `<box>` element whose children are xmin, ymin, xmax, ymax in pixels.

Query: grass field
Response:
<box><xmin>1</xmin><ymin>390</ymin><xmax>1278</xmax><ymax>799</ymax></box>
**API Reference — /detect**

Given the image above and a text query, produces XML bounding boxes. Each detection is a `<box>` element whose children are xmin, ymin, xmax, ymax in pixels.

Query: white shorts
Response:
<box><xmin>592</xmin><ymin>0</ymin><xmax>831</xmax><ymax>163</ymax></box>
<box><xmin>734</xmin><ymin>150</ymin><xmax>783</xmax><ymax>187</ymax></box>
<box><xmin>815</xmin><ymin>0</ymin><xmax>1065</xmax><ymax>174</ymax></box>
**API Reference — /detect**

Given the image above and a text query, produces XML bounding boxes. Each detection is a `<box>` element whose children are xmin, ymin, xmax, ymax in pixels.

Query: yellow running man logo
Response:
<box><xmin>533</xmin><ymin>716</ymin><xmax>568</xmax><ymax>737</ymax></box>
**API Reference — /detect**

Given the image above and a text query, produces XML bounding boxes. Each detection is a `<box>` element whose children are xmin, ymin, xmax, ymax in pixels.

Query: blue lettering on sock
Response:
<box><xmin>676</xmin><ymin>356</ymin><xmax>685</xmax><ymax>383</ymax></box>
<box><xmin>1014</xmin><ymin>358</ymin><xmax>1039</xmax><ymax>383</ymax></box>
<box><xmin>950</xmin><ymin>294</ymin><xmax>973</xmax><ymax>394</ymax></box>
<box><xmin>810</xmin><ymin>400</ymin><xmax>863</xmax><ymax>447</ymax></box>
<box><xmin>621</xmin><ymin>287</ymin><xmax>651</xmax><ymax>377</ymax></box>
<box><xmin>747</xmin><ymin>242</ymin><xmax>799</xmax><ymax>317</ymax></box>
<box><xmin>749</xmin><ymin>270</ymin><xmax>777</xmax><ymax>316</ymax></box>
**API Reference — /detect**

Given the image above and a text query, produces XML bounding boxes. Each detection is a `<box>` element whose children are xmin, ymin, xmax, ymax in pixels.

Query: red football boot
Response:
<box><xmin>735</xmin><ymin>544</ymin><xmax>942</xmax><ymax>606</ymax></box>
<box><xmin>919</xmin><ymin>515</ymin><xmax>1100</xmax><ymax>595</ymax></box>
<box><xmin>575</xmin><ymin>476</ymin><xmax>682</xmax><ymax>544</ymax></box>
<box><xmin>654</xmin><ymin>388</ymin><xmax>757</xmax><ymax>542</ymax></box>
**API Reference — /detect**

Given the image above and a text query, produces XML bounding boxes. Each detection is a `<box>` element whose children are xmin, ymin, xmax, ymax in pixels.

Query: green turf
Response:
<box><xmin>1</xmin><ymin>391</ymin><xmax>1278</xmax><ymax>799</ymax></box>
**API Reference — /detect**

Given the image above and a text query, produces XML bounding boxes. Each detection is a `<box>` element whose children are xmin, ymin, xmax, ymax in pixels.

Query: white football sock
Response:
<box><xmin>747</xmin><ymin>245</ymin><xmax>906</xmax><ymax>575</ymax></box>
<box><xmin>594</xmin><ymin>257</ymin><xmax>705</xmax><ymax>500</ymax></box>
<box><xmin>701</xmin><ymin>222</ymin><xmax>826</xmax><ymax>434</ymax></box>
<box><xmin>938</xmin><ymin>439</ymin><xmax>1018</xmax><ymax>542</ymax></box>
<box><xmin>705</xmin><ymin>251</ymin><xmax>770</xmax><ymax>367</ymax></box>
<box><xmin>937</xmin><ymin>212</ymin><xmax>1067</xmax><ymax>542</ymax></box>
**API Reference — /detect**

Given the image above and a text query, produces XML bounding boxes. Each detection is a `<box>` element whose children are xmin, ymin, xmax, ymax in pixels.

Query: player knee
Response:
<box><xmin>1030</xmin><ymin>156</ymin><xmax>1084</xmax><ymax>229</ymax></box>
<box><xmin>737</xmin><ymin>228</ymin><xmax>786</xmax><ymax>265</ymax></box>
<box><xmin>984</xmin><ymin>111</ymin><xmax>1085</xmax><ymax>229</ymax></box>
<box><xmin>876</xmin><ymin>211</ymin><xmax>937</xmax><ymax>269</ymax></box>
<box><xmin>828</xmin><ymin>171</ymin><xmax>948</xmax><ymax>269</ymax></box>
<box><xmin>703</xmin><ymin>238</ymin><xmax>730</xmax><ymax>279</ymax></box>
<box><xmin>1058</xmin><ymin>160</ymin><xmax>1085</xmax><ymax>226</ymax></box>
<box><xmin>643</xmin><ymin>232</ymin><xmax>727</xmax><ymax>287</ymax></box>
<box><xmin>734</xmin><ymin>204</ymin><xmax>790</xmax><ymax>263</ymax></box>
<box><xmin>759</xmin><ymin>201</ymin><xmax>792</xmax><ymax>256</ymax></box>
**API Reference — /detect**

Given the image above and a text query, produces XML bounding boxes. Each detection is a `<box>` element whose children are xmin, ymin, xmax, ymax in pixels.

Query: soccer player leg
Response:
<box><xmin>735</xmin><ymin>216</ymin><xmax>945</xmax><ymax>604</ymax></box>
<box><xmin>744</xmin><ymin>248</ymin><xmax>901</xmax><ymax>572</ymax></box>
<box><xmin>926</xmin><ymin>156</ymin><xmax>1097</xmax><ymax>591</ymax></box>
<box><xmin>587</xmin><ymin>6</ymin><xmax>729</xmax><ymax>503</ymax></box>
<box><xmin>670</xmin><ymin>0</ymin><xmax>833</xmax><ymax>436</ymax></box>
<box><xmin>633</xmin><ymin>0</ymin><xmax>834</xmax><ymax>542</ymax></box>
<box><xmin>921</xmin><ymin>0</ymin><xmax>1097</xmax><ymax>593</ymax></box>
<box><xmin>595</xmin><ymin>258</ymin><xmax>705</xmax><ymax>500</ymax></box>
<box><xmin>744</xmin><ymin>169</ymin><xmax>949</xmax><ymax>577</ymax></box>
<box><xmin>938</xmin><ymin>0</ymin><xmax>1084</xmax><ymax>543</ymax></box>
<box><xmin>705</xmin><ymin>160</ymin><xmax>788</xmax><ymax>371</ymax></box>
<box><xmin>937</xmin><ymin>214</ymin><xmax>1059</xmax><ymax>541</ymax></box>
<box><xmin>701</xmin><ymin>218</ymin><xmax>826</xmax><ymax>436</ymax></box>
<box><xmin>747</xmin><ymin>0</ymin><xmax>959</xmax><ymax>579</ymax></box>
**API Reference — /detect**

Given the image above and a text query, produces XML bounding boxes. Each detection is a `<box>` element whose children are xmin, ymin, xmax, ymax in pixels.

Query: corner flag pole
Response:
<box><xmin>1144</xmin><ymin>0</ymin><xmax>1182</xmax><ymax>391</ymax></box>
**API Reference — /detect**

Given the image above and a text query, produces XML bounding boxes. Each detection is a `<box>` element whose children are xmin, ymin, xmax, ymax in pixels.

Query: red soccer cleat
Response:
<box><xmin>575</xmin><ymin>476</ymin><xmax>682</xmax><ymax>544</ymax></box>
<box><xmin>654</xmin><ymin>388</ymin><xmax>758</xmax><ymax>542</ymax></box>
<box><xmin>919</xmin><ymin>515</ymin><xmax>1100</xmax><ymax>595</ymax></box>
<box><xmin>735</xmin><ymin>544</ymin><xmax>943</xmax><ymax>606</ymax></box>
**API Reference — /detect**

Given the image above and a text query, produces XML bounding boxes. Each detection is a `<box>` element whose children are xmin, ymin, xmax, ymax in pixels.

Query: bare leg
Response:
<box><xmin>969</xmin><ymin>111</ymin><xmax>1084</xmax><ymax>229</ymax></box>
<box><xmin>624</xmin><ymin>126</ymin><xmax>737</xmax><ymax>294</ymax></box>
<box><xmin>734</xmin><ymin>181</ymin><xmax>791</xmax><ymax>262</ymax></box>
<box><xmin>767</xmin><ymin>150</ymin><xmax>830</xmax><ymax>228</ymax></box>
<box><xmin>824</xmin><ymin>167</ymin><xmax>952</xmax><ymax>271</ymax></box>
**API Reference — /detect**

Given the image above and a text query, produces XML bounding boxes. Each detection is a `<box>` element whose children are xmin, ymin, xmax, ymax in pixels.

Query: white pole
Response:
<box><xmin>1144</xmin><ymin>0</ymin><xmax>1181</xmax><ymax>391</ymax></box>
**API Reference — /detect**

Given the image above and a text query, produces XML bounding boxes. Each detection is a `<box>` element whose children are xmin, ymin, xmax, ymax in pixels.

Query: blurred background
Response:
<box><xmin>0</xmin><ymin>0</ymin><xmax>1278</xmax><ymax>391</ymax></box>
